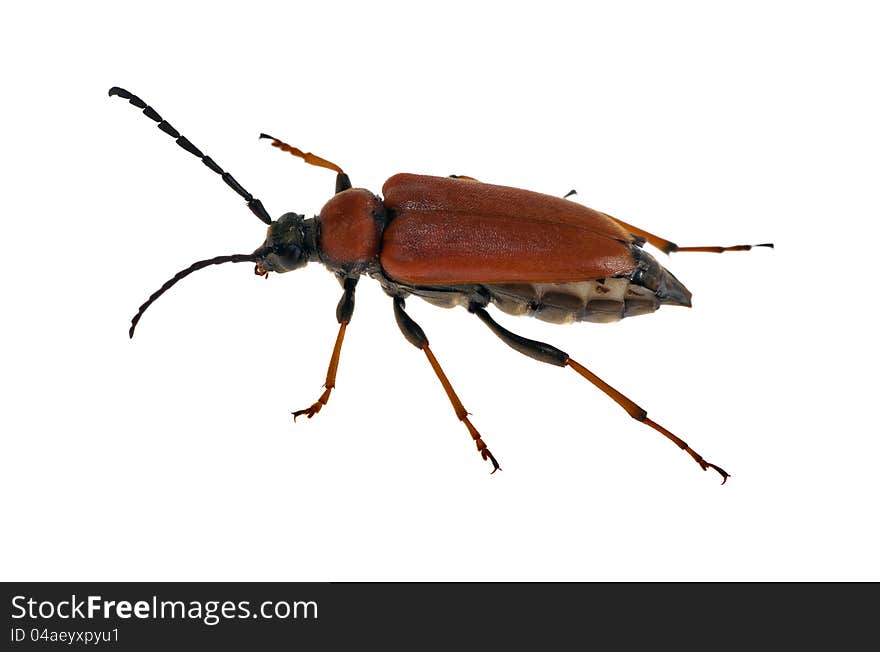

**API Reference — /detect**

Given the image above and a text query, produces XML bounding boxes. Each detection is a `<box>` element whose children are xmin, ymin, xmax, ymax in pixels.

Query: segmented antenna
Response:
<box><xmin>108</xmin><ymin>87</ymin><xmax>272</xmax><ymax>225</ymax></box>
<box><xmin>129</xmin><ymin>253</ymin><xmax>262</xmax><ymax>338</ymax></box>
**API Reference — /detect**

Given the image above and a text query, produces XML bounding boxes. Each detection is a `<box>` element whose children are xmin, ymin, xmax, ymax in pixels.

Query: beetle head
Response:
<box><xmin>254</xmin><ymin>212</ymin><xmax>313</xmax><ymax>276</ymax></box>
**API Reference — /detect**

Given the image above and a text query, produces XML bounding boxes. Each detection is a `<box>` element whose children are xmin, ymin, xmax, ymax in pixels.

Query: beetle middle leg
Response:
<box><xmin>448</xmin><ymin>174</ymin><xmax>481</xmax><ymax>182</ymax></box>
<box><xmin>393</xmin><ymin>296</ymin><xmax>500</xmax><ymax>472</ymax></box>
<box><xmin>469</xmin><ymin>305</ymin><xmax>729</xmax><ymax>482</ymax></box>
<box><xmin>293</xmin><ymin>277</ymin><xmax>357</xmax><ymax>420</ymax></box>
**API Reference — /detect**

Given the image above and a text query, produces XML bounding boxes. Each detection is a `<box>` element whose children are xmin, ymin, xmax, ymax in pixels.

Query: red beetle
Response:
<box><xmin>111</xmin><ymin>87</ymin><xmax>771</xmax><ymax>483</ymax></box>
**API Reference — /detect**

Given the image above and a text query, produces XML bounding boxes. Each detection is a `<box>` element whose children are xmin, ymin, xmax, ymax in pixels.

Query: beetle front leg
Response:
<box><xmin>259</xmin><ymin>133</ymin><xmax>351</xmax><ymax>194</ymax></box>
<box><xmin>393</xmin><ymin>296</ymin><xmax>500</xmax><ymax>473</ymax></box>
<box><xmin>293</xmin><ymin>277</ymin><xmax>357</xmax><ymax>420</ymax></box>
<box><xmin>469</xmin><ymin>305</ymin><xmax>729</xmax><ymax>482</ymax></box>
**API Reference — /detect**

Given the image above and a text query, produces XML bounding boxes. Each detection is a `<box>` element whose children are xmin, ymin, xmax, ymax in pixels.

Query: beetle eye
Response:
<box><xmin>269</xmin><ymin>247</ymin><xmax>306</xmax><ymax>273</ymax></box>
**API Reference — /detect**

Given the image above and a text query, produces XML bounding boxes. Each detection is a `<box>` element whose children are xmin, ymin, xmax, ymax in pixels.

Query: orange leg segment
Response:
<box><xmin>293</xmin><ymin>278</ymin><xmax>357</xmax><ymax>421</ymax></box>
<box><xmin>471</xmin><ymin>305</ymin><xmax>728</xmax><ymax>482</ymax></box>
<box><xmin>293</xmin><ymin>321</ymin><xmax>348</xmax><ymax>420</ymax></box>
<box><xmin>565</xmin><ymin>358</ymin><xmax>729</xmax><ymax>483</ymax></box>
<box><xmin>259</xmin><ymin>133</ymin><xmax>344</xmax><ymax>174</ymax></box>
<box><xmin>422</xmin><ymin>344</ymin><xmax>500</xmax><ymax>473</ymax></box>
<box><xmin>601</xmin><ymin>212</ymin><xmax>773</xmax><ymax>255</ymax></box>
<box><xmin>393</xmin><ymin>296</ymin><xmax>499</xmax><ymax>472</ymax></box>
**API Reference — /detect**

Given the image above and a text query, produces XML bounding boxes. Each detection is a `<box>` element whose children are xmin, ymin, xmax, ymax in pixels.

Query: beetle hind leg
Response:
<box><xmin>564</xmin><ymin>358</ymin><xmax>729</xmax><ymax>483</ymax></box>
<box><xmin>600</xmin><ymin>212</ymin><xmax>772</xmax><ymax>255</ymax></box>
<box><xmin>561</xmin><ymin>192</ymin><xmax>770</xmax><ymax>254</ymax></box>
<box><xmin>393</xmin><ymin>296</ymin><xmax>500</xmax><ymax>472</ymax></box>
<box><xmin>470</xmin><ymin>305</ymin><xmax>728</xmax><ymax>482</ymax></box>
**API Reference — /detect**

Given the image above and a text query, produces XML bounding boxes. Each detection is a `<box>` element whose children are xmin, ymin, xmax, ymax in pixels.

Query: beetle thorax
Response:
<box><xmin>317</xmin><ymin>188</ymin><xmax>385</xmax><ymax>270</ymax></box>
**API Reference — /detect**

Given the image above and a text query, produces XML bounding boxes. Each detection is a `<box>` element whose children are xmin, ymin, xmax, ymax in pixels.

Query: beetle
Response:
<box><xmin>110</xmin><ymin>87</ymin><xmax>772</xmax><ymax>483</ymax></box>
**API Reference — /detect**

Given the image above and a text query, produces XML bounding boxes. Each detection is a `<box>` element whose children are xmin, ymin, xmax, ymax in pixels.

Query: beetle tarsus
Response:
<box><xmin>292</xmin><ymin>407</ymin><xmax>316</xmax><ymax>421</ymax></box>
<box><xmin>292</xmin><ymin>319</ymin><xmax>350</xmax><ymax>422</ymax></box>
<box><xmin>674</xmin><ymin>243</ymin><xmax>773</xmax><ymax>253</ymax></box>
<box><xmin>291</xmin><ymin>406</ymin><xmax>316</xmax><ymax>421</ymax></box>
<box><xmin>483</xmin><ymin>448</ymin><xmax>502</xmax><ymax>474</ymax></box>
<box><xmin>468</xmin><ymin>419</ymin><xmax>501</xmax><ymax>473</ymax></box>
<box><xmin>293</xmin><ymin>387</ymin><xmax>333</xmax><ymax>421</ymax></box>
<box><xmin>701</xmin><ymin>461</ymin><xmax>730</xmax><ymax>484</ymax></box>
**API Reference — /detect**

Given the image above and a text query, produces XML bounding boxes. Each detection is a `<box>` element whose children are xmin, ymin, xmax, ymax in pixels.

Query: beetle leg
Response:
<box><xmin>448</xmin><ymin>174</ymin><xmax>481</xmax><ymax>182</ymax></box>
<box><xmin>470</xmin><ymin>305</ymin><xmax>729</xmax><ymax>483</ymax></box>
<box><xmin>598</xmin><ymin>211</ymin><xmax>772</xmax><ymax>255</ymax></box>
<box><xmin>259</xmin><ymin>133</ymin><xmax>351</xmax><ymax>193</ymax></box>
<box><xmin>393</xmin><ymin>297</ymin><xmax>500</xmax><ymax>473</ymax></box>
<box><xmin>293</xmin><ymin>278</ymin><xmax>357</xmax><ymax>420</ymax></box>
<box><xmin>291</xmin><ymin>323</ymin><xmax>346</xmax><ymax>420</ymax></box>
<box><xmin>563</xmin><ymin>190</ymin><xmax>769</xmax><ymax>253</ymax></box>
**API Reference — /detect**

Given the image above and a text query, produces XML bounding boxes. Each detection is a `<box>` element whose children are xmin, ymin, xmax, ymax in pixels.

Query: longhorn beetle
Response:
<box><xmin>110</xmin><ymin>86</ymin><xmax>772</xmax><ymax>483</ymax></box>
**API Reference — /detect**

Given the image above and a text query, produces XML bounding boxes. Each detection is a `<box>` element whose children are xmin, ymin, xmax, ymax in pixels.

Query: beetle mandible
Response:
<box><xmin>110</xmin><ymin>87</ymin><xmax>772</xmax><ymax>483</ymax></box>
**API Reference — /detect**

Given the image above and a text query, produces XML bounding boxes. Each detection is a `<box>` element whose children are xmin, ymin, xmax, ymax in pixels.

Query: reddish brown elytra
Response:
<box><xmin>110</xmin><ymin>87</ymin><xmax>772</xmax><ymax>483</ymax></box>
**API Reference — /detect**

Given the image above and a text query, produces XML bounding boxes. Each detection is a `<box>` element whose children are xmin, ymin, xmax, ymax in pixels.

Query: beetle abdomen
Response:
<box><xmin>487</xmin><ymin>279</ymin><xmax>654</xmax><ymax>323</ymax></box>
<box><xmin>486</xmin><ymin>247</ymin><xmax>691</xmax><ymax>323</ymax></box>
<box><xmin>394</xmin><ymin>247</ymin><xmax>691</xmax><ymax>324</ymax></box>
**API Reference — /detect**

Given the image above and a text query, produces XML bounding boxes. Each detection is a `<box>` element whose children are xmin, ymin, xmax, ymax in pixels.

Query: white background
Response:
<box><xmin>2</xmin><ymin>2</ymin><xmax>877</xmax><ymax>581</ymax></box>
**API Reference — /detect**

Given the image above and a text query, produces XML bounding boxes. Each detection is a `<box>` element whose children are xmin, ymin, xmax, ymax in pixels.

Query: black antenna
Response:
<box><xmin>108</xmin><ymin>87</ymin><xmax>272</xmax><ymax>225</ymax></box>
<box><xmin>129</xmin><ymin>253</ymin><xmax>262</xmax><ymax>338</ymax></box>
